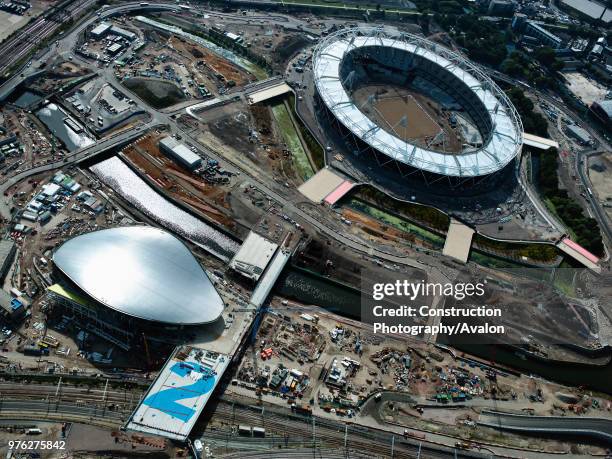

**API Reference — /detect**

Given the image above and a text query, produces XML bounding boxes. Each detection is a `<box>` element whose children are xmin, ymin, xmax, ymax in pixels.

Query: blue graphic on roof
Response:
<box><xmin>141</xmin><ymin>361</ymin><xmax>217</xmax><ymax>422</ymax></box>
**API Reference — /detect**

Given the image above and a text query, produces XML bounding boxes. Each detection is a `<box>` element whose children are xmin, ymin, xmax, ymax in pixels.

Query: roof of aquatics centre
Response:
<box><xmin>52</xmin><ymin>226</ymin><xmax>224</xmax><ymax>325</ymax></box>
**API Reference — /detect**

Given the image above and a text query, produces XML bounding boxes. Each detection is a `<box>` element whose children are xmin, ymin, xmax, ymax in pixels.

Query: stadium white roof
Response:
<box><xmin>313</xmin><ymin>29</ymin><xmax>523</xmax><ymax>177</ymax></box>
<box><xmin>53</xmin><ymin>226</ymin><xmax>224</xmax><ymax>324</ymax></box>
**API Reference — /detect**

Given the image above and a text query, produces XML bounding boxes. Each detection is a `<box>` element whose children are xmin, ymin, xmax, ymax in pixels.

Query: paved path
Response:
<box><xmin>479</xmin><ymin>410</ymin><xmax>612</xmax><ymax>445</ymax></box>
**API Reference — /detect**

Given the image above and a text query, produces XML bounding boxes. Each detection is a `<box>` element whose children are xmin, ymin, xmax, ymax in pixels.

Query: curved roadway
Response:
<box><xmin>479</xmin><ymin>410</ymin><xmax>612</xmax><ymax>445</ymax></box>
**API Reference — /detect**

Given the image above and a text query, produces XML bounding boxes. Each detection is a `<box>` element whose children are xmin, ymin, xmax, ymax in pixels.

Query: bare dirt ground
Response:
<box><xmin>169</xmin><ymin>36</ymin><xmax>252</xmax><ymax>87</ymax></box>
<box><xmin>353</xmin><ymin>84</ymin><xmax>462</xmax><ymax>153</ymax></box>
<box><xmin>587</xmin><ymin>151</ymin><xmax>612</xmax><ymax>220</ymax></box>
<box><xmin>562</xmin><ymin>72</ymin><xmax>609</xmax><ymax>106</ymax></box>
<box><xmin>122</xmin><ymin>133</ymin><xmax>237</xmax><ymax>231</ymax></box>
<box><xmin>194</xmin><ymin>101</ymin><xmax>302</xmax><ymax>188</ymax></box>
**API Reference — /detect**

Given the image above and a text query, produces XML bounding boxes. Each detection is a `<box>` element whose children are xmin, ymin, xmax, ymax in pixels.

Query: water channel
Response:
<box><xmin>90</xmin><ymin>155</ymin><xmax>612</xmax><ymax>394</ymax></box>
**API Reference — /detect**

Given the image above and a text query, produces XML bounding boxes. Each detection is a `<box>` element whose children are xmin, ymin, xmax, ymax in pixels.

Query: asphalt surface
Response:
<box><xmin>0</xmin><ymin>123</ymin><xmax>150</xmax><ymax>218</ymax></box>
<box><xmin>491</xmin><ymin>69</ymin><xmax>612</xmax><ymax>251</ymax></box>
<box><xmin>479</xmin><ymin>410</ymin><xmax>612</xmax><ymax>445</ymax></box>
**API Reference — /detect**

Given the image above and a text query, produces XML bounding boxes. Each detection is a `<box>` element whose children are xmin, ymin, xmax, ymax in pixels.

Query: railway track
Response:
<box><xmin>209</xmin><ymin>401</ymin><xmax>488</xmax><ymax>459</ymax></box>
<box><xmin>0</xmin><ymin>382</ymin><xmax>144</xmax><ymax>407</ymax></box>
<box><xmin>0</xmin><ymin>0</ymin><xmax>95</xmax><ymax>75</ymax></box>
<box><xmin>0</xmin><ymin>384</ymin><xmax>497</xmax><ymax>458</ymax></box>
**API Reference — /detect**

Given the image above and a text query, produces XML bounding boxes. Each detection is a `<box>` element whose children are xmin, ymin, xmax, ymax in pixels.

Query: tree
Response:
<box><xmin>534</xmin><ymin>46</ymin><xmax>557</xmax><ymax>68</ymax></box>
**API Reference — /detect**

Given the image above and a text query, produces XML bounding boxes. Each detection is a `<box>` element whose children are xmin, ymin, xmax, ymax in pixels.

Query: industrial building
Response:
<box><xmin>229</xmin><ymin>231</ymin><xmax>278</xmax><ymax>281</ymax></box>
<box><xmin>487</xmin><ymin>0</ymin><xmax>516</xmax><ymax>16</ymax></box>
<box><xmin>559</xmin><ymin>0</ymin><xmax>612</xmax><ymax>24</ymax></box>
<box><xmin>89</xmin><ymin>22</ymin><xmax>137</xmax><ymax>41</ymax></box>
<box><xmin>110</xmin><ymin>25</ymin><xmax>137</xmax><ymax>41</ymax></box>
<box><xmin>0</xmin><ymin>289</ymin><xmax>28</xmax><ymax>323</ymax></box>
<box><xmin>90</xmin><ymin>22</ymin><xmax>111</xmax><ymax>39</ymax></box>
<box><xmin>590</xmin><ymin>99</ymin><xmax>612</xmax><ymax>128</ymax></box>
<box><xmin>47</xmin><ymin>226</ymin><xmax>224</xmax><ymax>350</ymax></box>
<box><xmin>566</xmin><ymin>124</ymin><xmax>592</xmax><ymax>144</ymax></box>
<box><xmin>0</xmin><ymin>239</ymin><xmax>16</xmax><ymax>283</ymax></box>
<box><xmin>312</xmin><ymin>28</ymin><xmax>523</xmax><ymax>188</ymax></box>
<box><xmin>159</xmin><ymin>136</ymin><xmax>202</xmax><ymax>171</ymax></box>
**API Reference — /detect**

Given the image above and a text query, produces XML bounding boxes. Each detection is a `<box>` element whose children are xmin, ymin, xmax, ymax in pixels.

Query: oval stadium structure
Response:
<box><xmin>313</xmin><ymin>27</ymin><xmax>523</xmax><ymax>185</ymax></box>
<box><xmin>52</xmin><ymin>226</ymin><xmax>224</xmax><ymax>326</ymax></box>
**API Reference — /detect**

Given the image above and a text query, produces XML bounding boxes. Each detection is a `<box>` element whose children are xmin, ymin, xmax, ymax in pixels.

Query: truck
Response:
<box><xmin>193</xmin><ymin>439</ymin><xmax>203</xmax><ymax>457</ymax></box>
<box><xmin>404</xmin><ymin>429</ymin><xmax>426</xmax><ymax>440</ymax></box>
<box><xmin>23</xmin><ymin>345</ymin><xmax>50</xmax><ymax>357</ymax></box>
<box><xmin>252</xmin><ymin>427</ymin><xmax>266</xmax><ymax>438</ymax></box>
<box><xmin>291</xmin><ymin>403</ymin><xmax>312</xmax><ymax>415</ymax></box>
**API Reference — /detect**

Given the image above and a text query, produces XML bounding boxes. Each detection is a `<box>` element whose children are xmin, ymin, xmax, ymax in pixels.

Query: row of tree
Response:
<box><xmin>537</xmin><ymin>149</ymin><xmax>604</xmax><ymax>257</ymax></box>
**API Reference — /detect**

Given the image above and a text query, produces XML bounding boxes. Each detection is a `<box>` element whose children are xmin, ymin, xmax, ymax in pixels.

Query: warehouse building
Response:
<box><xmin>90</xmin><ymin>22</ymin><xmax>111</xmax><ymax>39</ymax></box>
<box><xmin>230</xmin><ymin>231</ymin><xmax>278</xmax><ymax>281</ymax></box>
<box><xmin>566</xmin><ymin>124</ymin><xmax>592</xmax><ymax>144</ymax></box>
<box><xmin>159</xmin><ymin>137</ymin><xmax>202</xmax><ymax>171</ymax></box>
<box><xmin>559</xmin><ymin>0</ymin><xmax>612</xmax><ymax>24</ymax></box>
<box><xmin>110</xmin><ymin>25</ymin><xmax>137</xmax><ymax>41</ymax></box>
<box><xmin>0</xmin><ymin>240</ymin><xmax>16</xmax><ymax>283</ymax></box>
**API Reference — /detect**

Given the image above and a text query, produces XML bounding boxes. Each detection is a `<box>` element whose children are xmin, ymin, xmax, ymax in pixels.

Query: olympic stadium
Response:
<box><xmin>312</xmin><ymin>28</ymin><xmax>523</xmax><ymax>190</ymax></box>
<box><xmin>46</xmin><ymin>226</ymin><xmax>224</xmax><ymax>352</ymax></box>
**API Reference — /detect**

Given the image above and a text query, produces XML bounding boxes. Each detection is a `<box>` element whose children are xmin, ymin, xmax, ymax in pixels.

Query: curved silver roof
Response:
<box><xmin>53</xmin><ymin>226</ymin><xmax>224</xmax><ymax>325</ymax></box>
<box><xmin>312</xmin><ymin>28</ymin><xmax>523</xmax><ymax>177</ymax></box>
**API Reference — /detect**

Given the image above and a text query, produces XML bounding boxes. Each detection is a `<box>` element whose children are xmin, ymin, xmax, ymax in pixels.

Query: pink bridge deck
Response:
<box><xmin>324</xmin><ymin>181</ymin><xmax>354</xmax><ymax>205</ymax></box>
<box><xmin>560</xmin><ymin>237</ymin><xmax>599</xmax><ymax>264</ymax></box>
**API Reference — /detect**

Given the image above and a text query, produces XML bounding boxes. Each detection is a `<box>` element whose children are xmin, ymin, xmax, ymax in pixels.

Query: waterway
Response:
<box><xmin>90</xmin><ymin>156</ymin><xmax>239</xmax><ymax>261</ymax></box>
<box><xmin>36</xmin><ymin>103</ymin><xmax>95</xmax><ymax>151</ymax></box>
<box><xmin>275</xmin><ymin>267</ymin><xmax>361</xmax><ymax>319</ymax></box>
<box><xmin>11</xmin><ymin>90</ymin><xmax>42</xmax><ymax>108</ymax></box>
<box><xmin>89</xmin><ymin>156</ymin><xmax>612</xmax><ymax>394</ymax></box>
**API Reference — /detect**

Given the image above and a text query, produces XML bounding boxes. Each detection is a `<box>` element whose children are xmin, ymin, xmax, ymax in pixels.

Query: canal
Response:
<box><xmin>89</xmin><ymin>155</ymin><xmax>612</xmax><ymax>394</ymax></box>
<box><xmin>36</xmin><ymin>103</ymin><xmax>95</xmax><ymax>152</ymax></box>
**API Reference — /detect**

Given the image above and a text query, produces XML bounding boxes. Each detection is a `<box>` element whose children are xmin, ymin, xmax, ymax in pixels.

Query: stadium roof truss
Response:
<box><xmin>313</xmin><ymin>27</ymin><xmax>523</xmax><ymax>179</ymax></box>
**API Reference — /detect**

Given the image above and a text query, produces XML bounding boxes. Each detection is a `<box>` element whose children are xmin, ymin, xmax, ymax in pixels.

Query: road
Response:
<box><xmin>0</xmin><ymin>0</ymin><xmax>446</xmax><ymax>279</ymax></box>
<box><xmin>576</xmin><ymin>150</ymin><xmax>612</xmax><ymax>247</ymax></box>
<box><xmin>479</xmin><ymin>410</ymin><xmax>612</xmax><ymax>445</ymax></box>
<box><xmin>0</xmin><ymin>1</ymin><xmax>182</xmax><ymax>101</ymax></box>
<box><xmin>491</xmin><ymin>69</ymin><xmax>612</xmax><ymax>251</ymax></box>
<box><xmin>0</xmin><ymin>123</ymin><xmax>152</xmax><ymax>219</ymax></box>
<box><xmin>0</xmin><ymin>0</ymin><xmax>97</xmax><ymax>93</ymax></box>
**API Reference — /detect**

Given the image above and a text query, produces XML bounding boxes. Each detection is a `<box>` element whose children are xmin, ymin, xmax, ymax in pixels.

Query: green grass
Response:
<box><xmin>279</xmin><ymin>0</ymin><xmax>421</xmax><ymax>13</ymax></box>
<box><xmin>472</xmin><ymin>234</ymin><xmax>559</xmax><ymax>263</ymax></box>
<box><xmin>287</xmin><ymin>94</ymin><xmax>325</xmax><ymax>171</ymax></box>
<box><xmin>552</xmin><ymin>264</ymin><xmax>578</xmax><ymax>297</ymax></box>
<box><xmin>346</xmin><ymin>198</ymin><xmax>445</xmax><ymax>248</ymax></box>
<box><xmin>271</xmin><ymin>101</ymin><xmax>314</xmax><ymax>181</ymax></box>
<box><xmin>350</xmin><ymin>185</ymin><xmax>450</xmax><ymax>232</ymax></box>
<box><xmin>468</xmin><ymin>251</ymin><xmax>525</xmax><ymax>269</ymax></box>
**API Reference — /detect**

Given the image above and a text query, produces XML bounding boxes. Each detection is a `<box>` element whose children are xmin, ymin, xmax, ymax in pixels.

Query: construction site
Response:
<box><xmin>0</xmin><ymin>2</ymin><xmax>609</xmax><ymax>458</ymax></box>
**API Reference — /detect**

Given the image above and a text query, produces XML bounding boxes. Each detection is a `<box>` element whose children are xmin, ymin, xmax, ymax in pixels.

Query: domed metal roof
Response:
<box><xmin>53</xmin><ymin>226</ymin><xmax>224</xmax><ymax>325</ymax></box>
